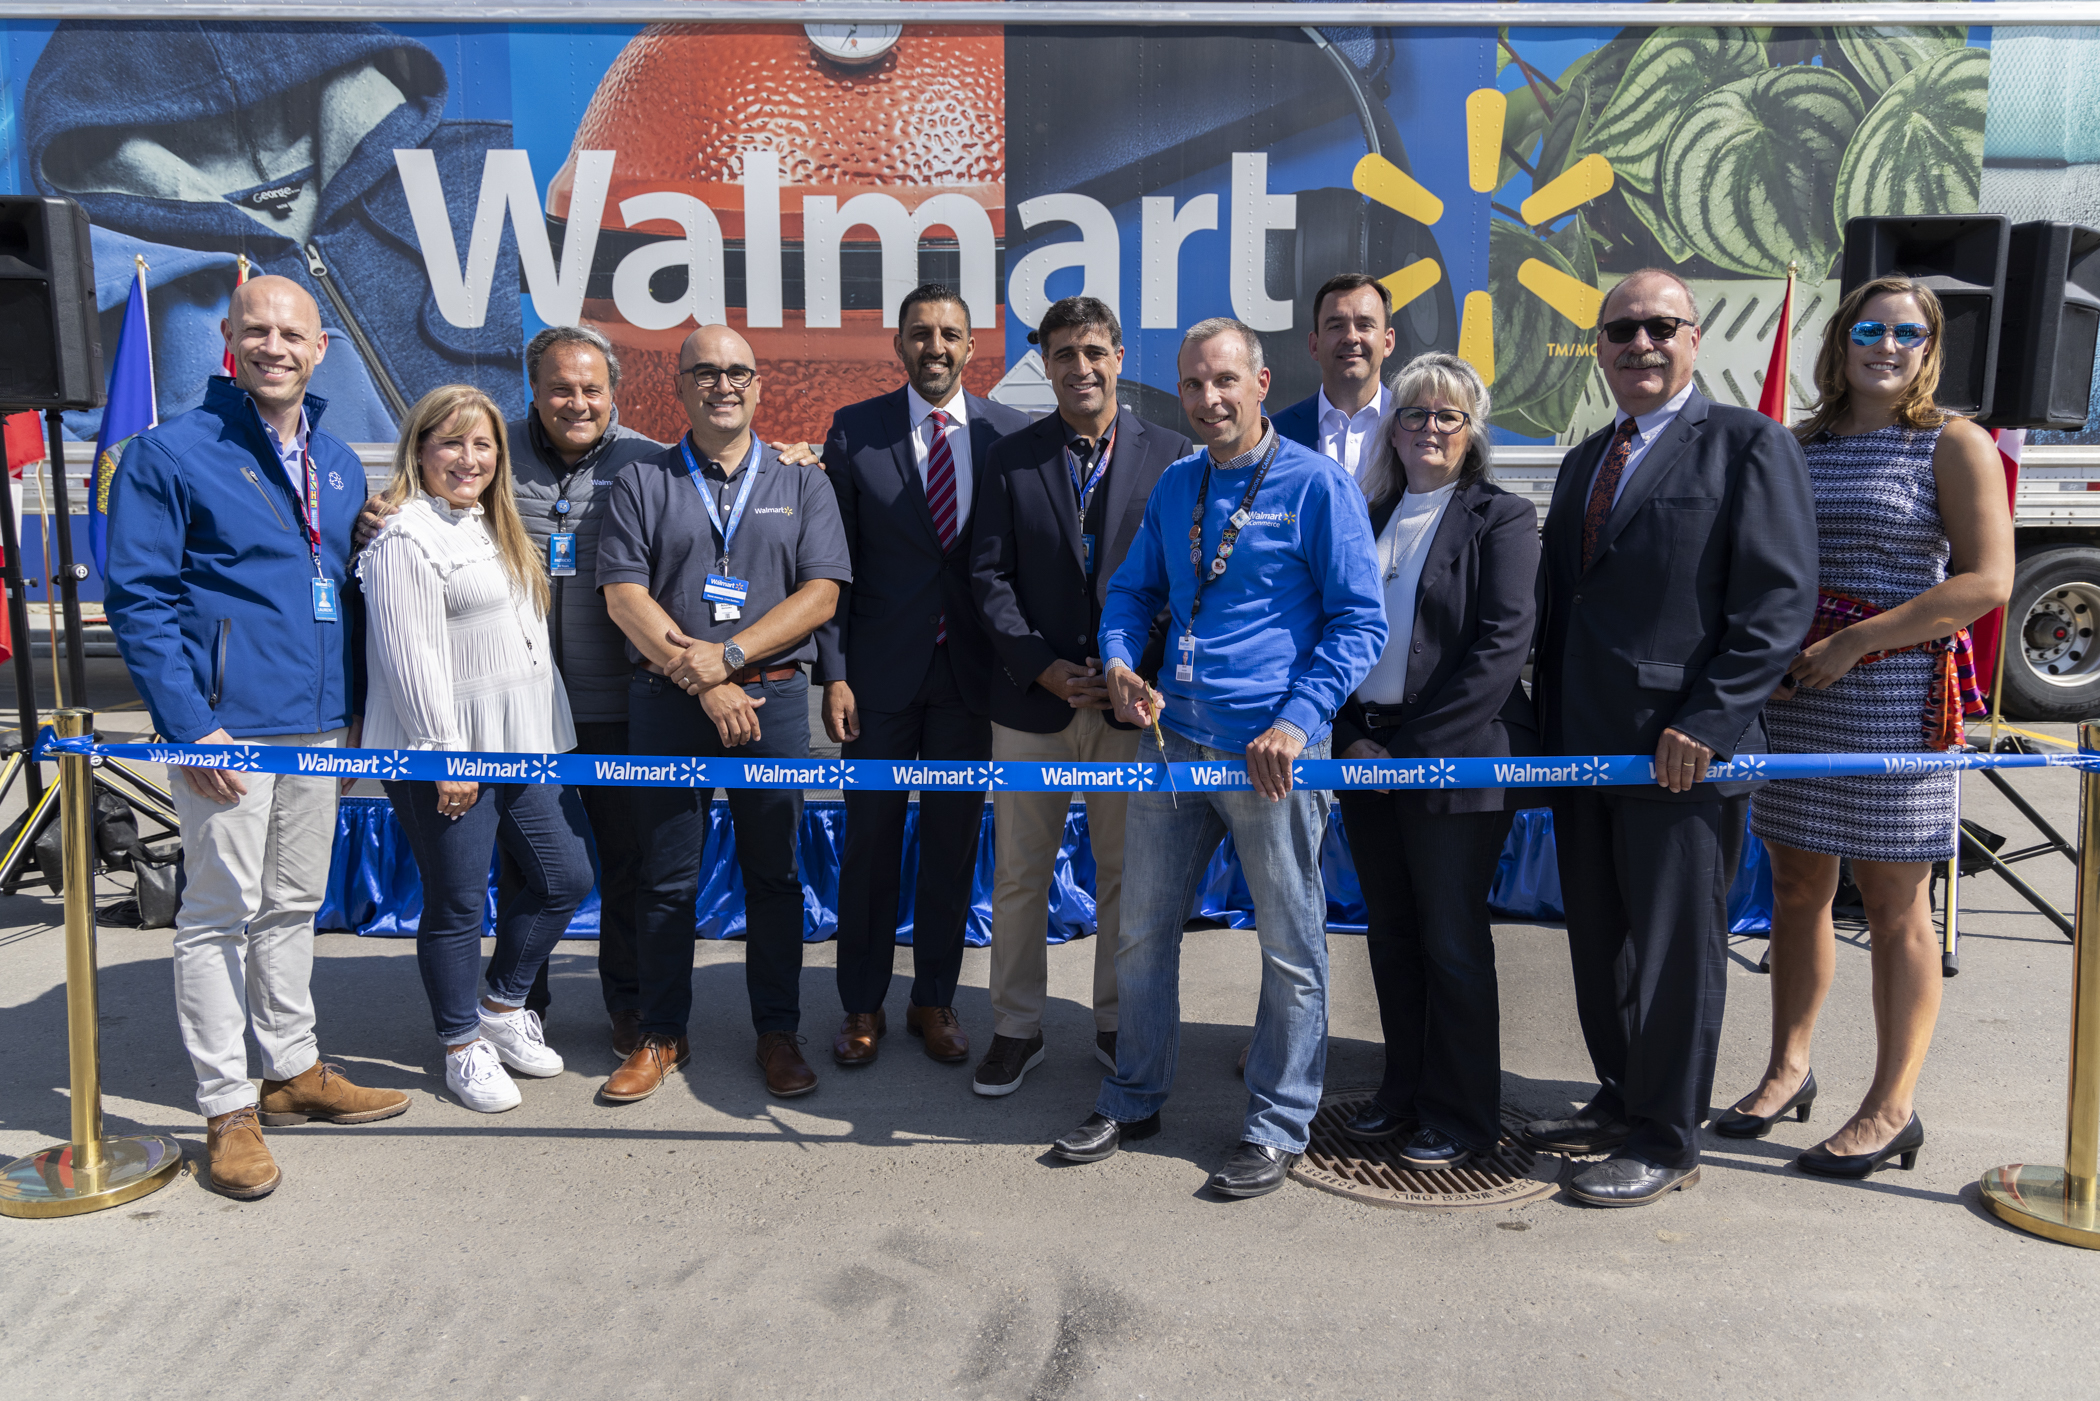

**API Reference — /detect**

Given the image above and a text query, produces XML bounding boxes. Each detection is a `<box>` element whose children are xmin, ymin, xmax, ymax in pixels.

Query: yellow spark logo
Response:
<box><xmin>1351</xmin><ymin>88</ymin><xmax>1615</xmax><ymax>386</ymax></box>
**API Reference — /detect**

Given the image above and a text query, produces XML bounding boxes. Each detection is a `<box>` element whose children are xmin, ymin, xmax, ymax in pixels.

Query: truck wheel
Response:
<box><xmin>2002</xmin><ymin>547</ymin><xmax>2100</xmax><ymax>722</ymax></box>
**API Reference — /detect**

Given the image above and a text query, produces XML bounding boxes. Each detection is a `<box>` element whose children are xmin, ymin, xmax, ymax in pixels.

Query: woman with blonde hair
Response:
<box><xmin>1723</xmin><ymin>276</ymin><xmax>2012</xmax><ymax>1176</ymax></box>
<box><xmin>360</xmin><ymin>384</ymin><xmax>594</xmax><ymax>1113</ymax></box>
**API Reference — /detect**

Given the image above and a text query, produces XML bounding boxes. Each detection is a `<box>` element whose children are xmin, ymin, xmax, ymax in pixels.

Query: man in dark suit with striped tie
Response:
<box><xmin>816</xmin><ymin>283</ymin><xmax>1032</xmax><ymax>1071</ymax></box>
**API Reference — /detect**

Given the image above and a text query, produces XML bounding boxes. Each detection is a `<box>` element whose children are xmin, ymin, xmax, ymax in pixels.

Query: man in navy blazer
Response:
<box><xmin>967</xmin><ymin>296</ymin><xmax>1192</xmax><ymax>1096</ymax></box>
<box><xmin>816</xmin><ymin>282</ymin><xmax>1032</xmax><ymax>1070</ymax></box>
<box><xmin>1270</xmin><ymin>272</ymin><xmax>1397</xmax><ymax>484</ymax></box>
<box><xmin>1522</xmin><ymin>269</ymin><xmax>1817</xmax><ymax>1207</ymax></box>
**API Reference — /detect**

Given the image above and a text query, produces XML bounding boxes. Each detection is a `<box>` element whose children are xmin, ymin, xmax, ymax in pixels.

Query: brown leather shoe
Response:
<box><xmin>757</xmin><ymin>1031</ymin><xmax>818</xmax><ymax>1097</ymax></box>
<box><xmin>833</xmin><ymin>1008</ymin><xmax>887</xmax><ymax>1066</ymax></box>
<box><xmin>602</xmin><ymin>1034</ymin><xmax>690</xmax><ymax>1103</ymax></box>
<box><xmin>906</xmin><ymin>1003</ymin><xmax>969</xmax><ymax>1063</ymax></box>
<box><xmin>205</xmin><ymin>1105</ymin><xmax>281</xmax><ymax>1200</ymax></box>
<box><xmin>258</xmin><ymin>1060</ymin><xmax>410</xmax><ymax>1126</ymax></box>
<box><xmin>610</xmin><ymin>1009</ymin><xmax>643</xmax><ymax>1059</ymax></box>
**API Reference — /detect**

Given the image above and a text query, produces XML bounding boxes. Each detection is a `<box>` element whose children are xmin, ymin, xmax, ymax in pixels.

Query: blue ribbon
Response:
<box><xmin>35</xmin><ymin>733</ymin><xmax>2099</xmax><ymax>791</ymax></box>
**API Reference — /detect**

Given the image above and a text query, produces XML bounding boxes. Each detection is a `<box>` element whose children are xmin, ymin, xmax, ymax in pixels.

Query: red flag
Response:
<box><xmin>1971</xmin><ymin>429</ymin><xmax>2025</xmax><ymax>694</ymax></box>
<box><xmin>221</xmin><ymin>254</ymin><xmax>250</xmax><ymax>377</ymax></box>
<box><xmin>1757</xmin><ymin>268</ymin><xmax>1794</xmax><ymax>423</ymax></box>
<box><xmin>2</xmin><ymin>412</ymin><xmax>42</xmax><ymax>478</ymax></box>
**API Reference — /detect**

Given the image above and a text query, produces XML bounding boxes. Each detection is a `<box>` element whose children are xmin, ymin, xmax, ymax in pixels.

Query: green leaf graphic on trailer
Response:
<box><xmin>1834</xmin><ymin>46</ymin><xmax>1991</xmax><ymax>224</ymax></box>
<box><xmin>1582</xmin><ymin>28</ymin><xmax>1766</xmax><ymax>194</ymax></box>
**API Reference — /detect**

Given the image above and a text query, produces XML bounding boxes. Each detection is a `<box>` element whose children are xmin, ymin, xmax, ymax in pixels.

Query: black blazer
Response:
<box><xmin>813</xmin><ymin>386</ymin><xmax>1033</xmax><ymax>714</ymax></box>
<box><xmin>1534</xmin><ymin>388</ymin><xmax>1817</xmax><ymax>800</ymax></box>
<box><xmin>1332</xmin><ymin>478</ymin><xmax>1541</xmax><ymax>815</ymax></box>
<box><xmin>969</xmin><ymin>409</ymin><xmax>1193</xmax><ymax>734</ymax></box>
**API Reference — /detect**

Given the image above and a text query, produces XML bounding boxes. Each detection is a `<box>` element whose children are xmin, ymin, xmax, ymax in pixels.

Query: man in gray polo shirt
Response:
<box><xmin>597</xmin><ymin>324</ymin><xmax>852</xmax><ymax>1104</ymax></box>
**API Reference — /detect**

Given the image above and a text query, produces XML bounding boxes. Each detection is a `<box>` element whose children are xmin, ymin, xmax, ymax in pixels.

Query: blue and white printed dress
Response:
<box><xmin>1752</xmin><ymin>424</ymin><xmax>1958</xmax><ymax>863</ymax></box>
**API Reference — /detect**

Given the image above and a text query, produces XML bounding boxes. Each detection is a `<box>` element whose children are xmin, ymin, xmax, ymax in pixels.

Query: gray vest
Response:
<box><xmin>508</xmin><ymin>410</ymin><xmax>664</xmax><ymax>725</ymax></box>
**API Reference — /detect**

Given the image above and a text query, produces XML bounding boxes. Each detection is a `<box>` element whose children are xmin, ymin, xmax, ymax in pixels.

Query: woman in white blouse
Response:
<box><xmin>1328</xmin><ymin>354</ymin><xmax>1541</xmax><ymax>1169</ymax></box>
<box><xmin>360</xmin><ymin>385</ymin><xmax>594</xmax><ymax>1113</ymax></box>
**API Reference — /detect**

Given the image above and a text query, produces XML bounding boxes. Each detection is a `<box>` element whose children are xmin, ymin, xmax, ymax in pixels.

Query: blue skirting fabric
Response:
<box><xmin>318</xmin><ymin>797</ymin><xmax>1774</xmax><ymax>940</ymax></box>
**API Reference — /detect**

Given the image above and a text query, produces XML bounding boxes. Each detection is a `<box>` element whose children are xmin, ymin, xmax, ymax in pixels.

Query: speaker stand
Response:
<box><xmin>42</xmin><ymin>410</ymin><xmax>87</xmax><ymax>708</ymax></box>
<box><xmin>0</xmin><ymin>432</ymin><xmax>44</xmax><ymax>804</ymax></box>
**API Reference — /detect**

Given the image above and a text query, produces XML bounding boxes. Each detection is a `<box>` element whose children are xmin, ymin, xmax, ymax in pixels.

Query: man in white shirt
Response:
<box><xmin>814</xmin><ymin>283</ymin><xmax>1031</xmax><ymax>1071</ymax></box>
<box><xmin>1272</xmin><ymin>272</ymin><xmax>1397</xmax><ymax>479</ymax></box>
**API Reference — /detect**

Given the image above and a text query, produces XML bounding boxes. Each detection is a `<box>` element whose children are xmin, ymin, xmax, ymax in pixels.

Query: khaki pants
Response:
<box><xmin>989</xmin><ymin>711</ymin><xmax>1136</xmax><ymax>1039</ymax></box>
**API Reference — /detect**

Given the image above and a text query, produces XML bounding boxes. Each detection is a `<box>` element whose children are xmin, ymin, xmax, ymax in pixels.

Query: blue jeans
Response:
<box><xmin>385</xmin><ymin>780</ymin><xmax>594</xmax><ymax>1046</ymax></box>
<box><xmin>1097</xmin><ymin>727</ymin><xmax>1333</xmax><ymax>1153</ymax></box>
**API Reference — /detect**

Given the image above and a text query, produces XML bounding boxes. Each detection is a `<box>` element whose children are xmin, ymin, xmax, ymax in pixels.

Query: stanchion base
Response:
<box><xmin>1980</xmin><ymin>1164</ymin><xmax>2100</xmax><ymax>1249</ymax></box>
<box><xmin>0</xmin><ymin>1135</ymin><xmax>183</xmax><ymax>1219</ymax></box>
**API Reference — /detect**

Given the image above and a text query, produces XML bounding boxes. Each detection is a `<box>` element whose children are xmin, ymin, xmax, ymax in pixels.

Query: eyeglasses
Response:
<box><xmin>1848</xmin><ymin>320</ymin><xmax>1931</xmax><ymax>348</ymax></box>
<box><xmin>1396</xmin><ymin>407</ymin><xmax>1471</xmax><ymax>433</ymax></box>
<box><xmin>679</xmin><ymin>363</ymin><xmax>757</xmax><ymax>389</ymax></box>
<box><xmin>1601</xmin><ymin>316</ymin><xmax>1697</xmax><ymax>344</ymax></box>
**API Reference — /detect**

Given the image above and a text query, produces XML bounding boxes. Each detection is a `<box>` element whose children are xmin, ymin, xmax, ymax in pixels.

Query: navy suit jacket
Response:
<box><xmin>1534</xmin><ymin>388</ymin><xmax>1817</xmax><ymax>799</ymax></box>
<box><xmin>815</xmin><ymin>386</ymin><xmax>1033</xmax><ymax>714</ymax></box>
<box><xmin>1272</xmin><ymin>392</ymin><xmax>1321</xmax><ymax>451</ymax></box>
<box><xmin>970</xmin><ymin>409</ymin><xmax>1193</xmax><ymax>734</ymax></box>
<box><xmin>1332</xmin><ymin>478</ymin><xmax>1540</xmax><ymax>815</ymax></box>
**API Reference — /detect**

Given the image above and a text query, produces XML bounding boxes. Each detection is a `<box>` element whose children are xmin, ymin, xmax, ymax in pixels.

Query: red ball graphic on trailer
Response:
<box><xmin>547</xmin><ymin>22</ymin><xmax>1007</xmax><ymax>444</ymax></box>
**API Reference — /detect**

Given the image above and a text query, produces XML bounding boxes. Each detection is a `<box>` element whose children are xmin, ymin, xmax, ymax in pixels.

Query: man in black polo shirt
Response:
<box><xmin>597</xmin><ymin>324</ymin><xmax>852</xmax><ymax>1103</ymax></box>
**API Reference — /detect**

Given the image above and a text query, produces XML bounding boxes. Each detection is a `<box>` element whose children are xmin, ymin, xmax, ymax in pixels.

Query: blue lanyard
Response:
<box><xmin>679</xmin><ymin>437</ymin><xmax>762</xmax><ymax>567</ymax></box>
<box><xmin>1065</xmin><ymin>421</ymin><xmax>1116</xmax><ymax>521</ymax></box>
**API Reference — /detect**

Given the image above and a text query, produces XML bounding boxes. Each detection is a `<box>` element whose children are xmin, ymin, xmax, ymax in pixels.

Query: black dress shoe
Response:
<box><xmin>1713</xmin><ymin>1069</ymin><xmax>1817</xmax><ymax>1139</ymax></box>
<box><xmin>1521</xmin><ymin>1109</ymin><xmax>1633</xmax><ymax>1155</ymax></box>
<box><xmin>1050</xmin><ymin>1111</ymin><xmax>1160</xmax><ymax>1163</ymax></box>
<box><xmin>1396</xmin><ymin>1126</ymin><xmax>1476</xmax><ymax>1171</ymax></box>
<box><xmin>1568</xmin><ymin>1156</ymin><xmax>1701</xmax><ymax>1207</ymax></box>
<box><xmin>1209</xmin><ymin>1141</ymin><xmax>1299</xmax><ymax>1198</ymax></box>
<box><xmin>1796</xmin><ymin>1113</ymin><xmax>1923</xmax><ymax>1179</ymax></box>
<box><xmin>1342</xmin><ymin>1101</ymin><xmax>1413</xmax><ymax>1143</ymax></box>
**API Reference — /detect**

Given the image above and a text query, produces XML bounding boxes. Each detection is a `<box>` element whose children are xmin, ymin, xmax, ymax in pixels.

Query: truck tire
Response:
<box><xmin>2002</xmin><ymin>546</ymin><xmax>2100</xmax><ymax>722</ymax></box>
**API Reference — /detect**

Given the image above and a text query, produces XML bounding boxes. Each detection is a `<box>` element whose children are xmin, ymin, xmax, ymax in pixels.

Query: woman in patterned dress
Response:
<box><xmin>1719</xmin><ymin>276</ymin><xmax>2012</xmax><ymax>1177</ymax></box>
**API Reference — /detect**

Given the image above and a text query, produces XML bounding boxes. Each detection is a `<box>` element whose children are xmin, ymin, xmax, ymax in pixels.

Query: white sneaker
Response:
<box><xmin>479</xmin><ymin>1006</ymin><xmax>564</xmax><ymax>1077</ymax></box>
<box><xmin>445</xmin><ymin>1038</ymin><xmax>522</xmax><ymax>1113</ymax></box>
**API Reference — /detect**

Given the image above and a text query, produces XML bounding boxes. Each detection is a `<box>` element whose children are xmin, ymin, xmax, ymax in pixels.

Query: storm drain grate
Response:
<box><xmin>1291</xmin><ymin>1089</ymin><xmax>1563</xmax><ymax>1210</ymax></box>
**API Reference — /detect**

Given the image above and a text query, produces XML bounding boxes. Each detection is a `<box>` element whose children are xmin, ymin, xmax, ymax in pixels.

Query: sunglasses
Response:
<box><xmin>679</xmin><ymin>363</ymin><xmax>758</xmax><ymax>389</ymax></box>
<box><xmin>1848</xmin><ymin>320</ymin><xmax>1932</xmax><ymax>348</ymax></box>
<box><xmin>1396</xmin><ymin>407</ymin><xmax>1471</xmax><ymax>433</ymax></box>
<box><xmin>1601</xmin><ymin>316</ymin><xmax>1696</xmax><ymax>344</ymax></box>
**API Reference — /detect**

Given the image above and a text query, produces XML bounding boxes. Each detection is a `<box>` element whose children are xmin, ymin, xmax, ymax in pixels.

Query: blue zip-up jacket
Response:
<box><xmin>1099</xmin><ymin>429</ymin><xmax>1387</xmax><ymax>752</ymax></box>
<box><xmin>106</xmin><ymin>377</ymin><xmax>365</xmax><ymax>742</ymax></box>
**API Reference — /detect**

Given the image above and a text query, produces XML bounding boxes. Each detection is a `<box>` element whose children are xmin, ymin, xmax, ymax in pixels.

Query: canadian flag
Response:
<box><xmin>1971</xmin><ymin>428</ymin><xmax>2025</xmax><ymax>691</ymax></box>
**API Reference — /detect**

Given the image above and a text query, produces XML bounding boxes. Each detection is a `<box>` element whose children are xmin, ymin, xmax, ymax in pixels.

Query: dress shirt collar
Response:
<box><xmin>250</xmin><ymin>395</ymin><xmax>309</xmax><ymax>463</ymax></box>
<box><xmin>419</xmin><ymin>489</ymin><xmax>484</xmax><ymax>522</ymax></box>
<box><xmin>906</xmin><ymin>381</ymin><xmax>967</xmax><ymax>430</ymax></box>
<box><xmin>1611</xmin><ymin>380</ymin><xmax>1696</xmax><ymax>437</ymax></box>
<box><xmin>1317</xmin><ymin>383</ymin><xmax>1387</xmax><ymax>430</ymax></box>
<box><xmin>1212</xmin><ymin>419</ymin><xmax>1278</xmax><ymax>471</ymax></box>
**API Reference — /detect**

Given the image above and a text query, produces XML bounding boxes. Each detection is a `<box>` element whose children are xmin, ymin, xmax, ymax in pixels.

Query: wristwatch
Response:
<box><xmin>722</xmin><ymin>641</ymin><xmax>747</xmax><ymax>672</ymax></box>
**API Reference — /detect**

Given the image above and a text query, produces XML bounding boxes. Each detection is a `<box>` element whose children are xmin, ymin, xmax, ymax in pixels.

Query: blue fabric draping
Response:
<box><xmin>318</xmin><ymin>796</ymin><xmax>1774</xmax><ymax>940</ymax></box>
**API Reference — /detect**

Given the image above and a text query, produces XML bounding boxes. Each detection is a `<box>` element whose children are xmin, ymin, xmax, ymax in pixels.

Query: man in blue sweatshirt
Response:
<box><xmin>1049</xmin><ymin>317</ymin><xmax>1386</xmax><ymax>1199</ymax></box>
<box><xmin>107</xmin><ymin>275</ymin><xmax>408</xmax><ymax>1203</ymax></box>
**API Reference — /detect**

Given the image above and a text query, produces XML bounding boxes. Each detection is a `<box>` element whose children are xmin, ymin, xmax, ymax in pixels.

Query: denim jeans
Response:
<box><xmin>385</xmin><ymin>779</ymin><xmax>594</xmax><ymax>1046</ymax></box>
<box><xmin>1097</xmin><ymin>727</ymin><xmax>1333</xmax><ymax>1153</ymax></box>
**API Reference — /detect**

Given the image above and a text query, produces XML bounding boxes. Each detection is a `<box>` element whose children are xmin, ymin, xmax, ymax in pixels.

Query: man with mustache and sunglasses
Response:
<box><xmin>1524</xmin><ymin>269</ymin><xmax>1816</xmax><ymax>1208</ymax></box>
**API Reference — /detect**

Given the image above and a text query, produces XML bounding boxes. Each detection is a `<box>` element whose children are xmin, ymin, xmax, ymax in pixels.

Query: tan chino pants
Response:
<box><xmin>988</xmin><ymin>710</ymin><xmax>1136</xmax><ymax>1039</ymax></box>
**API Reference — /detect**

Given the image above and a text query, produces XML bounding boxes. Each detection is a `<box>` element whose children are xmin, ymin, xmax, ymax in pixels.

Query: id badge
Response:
<box><xmin>1082</xmin><ymin>533</ymin><xmax>1096</xmax><ymax>575</ymax></box>
<box><xmin>703</xmin><ymin>572</ymin><xmax>749</xmax><ymax>622</ymax></box>
<box><xmin>1175</xmin><ymin>632</ymin><xmax>1195</xmax><ymax>684</ymax></box>
<box><xmin>311</xmin><ymin>576</ymin><xmax>340</xmax><ymax>623</ymax></box>
<box><xmin>548</xmin><ymin>531</ymin><xmax>577</xmax><ymax>577</ymax></box>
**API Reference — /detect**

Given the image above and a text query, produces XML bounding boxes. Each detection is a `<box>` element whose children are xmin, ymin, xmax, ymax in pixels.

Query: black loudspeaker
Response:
<box><xmin>1984</xmin><ymin>221</ymin><xmax>2100</xmax><ymax>430</ymax></box>
<box><xmin>1840</xmin><ymin>215</ymin><xmax>2010</xmax><ymax>418</ymax></box>
<box><xmin>0</xmin><ymin>197</ymin><xmax>102</xmax><ymax>412</ymax></box>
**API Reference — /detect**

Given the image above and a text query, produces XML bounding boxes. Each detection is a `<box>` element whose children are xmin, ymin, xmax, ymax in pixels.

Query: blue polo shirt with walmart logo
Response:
<box><xmin>1099</xmin><ymin>425</ymin><xmax>1386</xmax><ymax>753</ymax></box>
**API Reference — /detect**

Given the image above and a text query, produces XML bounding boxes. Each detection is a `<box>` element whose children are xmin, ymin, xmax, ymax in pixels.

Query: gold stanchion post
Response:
<box><xmin>1980</xmin><ymin>717</ymin><xmax>2100</xmax><ymax>1247</ymax></box>
<box><xmin>0</xmin><ymin>710</ymin><xmax>181</xmax><ymax>1218</ymax></box>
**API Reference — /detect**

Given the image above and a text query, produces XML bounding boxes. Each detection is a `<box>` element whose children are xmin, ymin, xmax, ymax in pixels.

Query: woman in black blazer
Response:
<box><xmin>1332</xmin><ymin>352</ymin><xmax>1541</xmax><ymax>1169</ymax></box>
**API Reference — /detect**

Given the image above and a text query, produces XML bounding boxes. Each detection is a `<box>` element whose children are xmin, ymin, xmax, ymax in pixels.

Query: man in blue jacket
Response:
<box><xmin>1049</xmin><ymin>317</ymin><xmax>1386</xmax><ymax>1199</ymax></box>
<box><xmin>107</xmin><ymin>275</ymin><xmax>408</xmax><ymax>1203</ymax></box>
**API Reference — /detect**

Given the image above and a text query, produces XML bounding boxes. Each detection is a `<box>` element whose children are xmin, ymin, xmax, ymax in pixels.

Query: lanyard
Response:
<box><xmin>293</xmin><ymin>446</ymin><xmax>325</xmax><ymax>579</ymax></box>
<box><xmin>1065</xmin><ymin>421</ymin><xmax>1116</xmax><ymax>523</ymax></box>
<box><xmin>1183</xmin><ymin>434</ymin><xmax>1281</xmax><ymax>631</ymax></box>
<box><xmin>679</xmin><ymin>437</ymin><xmax>762</xmax><ymax>568</ymax></box>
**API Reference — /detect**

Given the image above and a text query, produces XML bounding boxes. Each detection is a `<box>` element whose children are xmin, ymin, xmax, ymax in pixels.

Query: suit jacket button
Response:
<box><xmin>1405</xmin><ymin>693</ymin><xmax>1417</xmax><ymax>704</ymax></box>
<box><xmin>1412</xmin><ymin>643</ymin><xmax>1423</xmax><ymax>653</ymax></box>
<box><xmin>1573</xmin><ymin>594</ymin><xmax>1582</xmax><ymax>603</ymax></box>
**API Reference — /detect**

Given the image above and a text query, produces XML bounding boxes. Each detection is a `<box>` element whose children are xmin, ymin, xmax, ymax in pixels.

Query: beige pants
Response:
<box><xmin>989</xmin><ymin>711</ymin><xmax>1136</xmax><ymax>1039</ymax></box>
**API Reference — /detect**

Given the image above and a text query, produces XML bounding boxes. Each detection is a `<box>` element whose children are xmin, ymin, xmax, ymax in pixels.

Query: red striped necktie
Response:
<box><xmin>1580</xmin><ymin>416</ymin><xmax>1641</xmax><ymax>573</ymax></box>
<box><xmin>926</xmin><ymin>407</ymin><xmax>958</xmax><ymax>642</ymax></box>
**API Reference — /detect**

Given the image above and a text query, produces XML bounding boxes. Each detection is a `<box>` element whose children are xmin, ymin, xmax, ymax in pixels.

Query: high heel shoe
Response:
<box><xmin>1712</xmin><ymin>1069</ymin><xmax>1817</xmax><ymax>1140</ymax></box>
<box><xmin>1795</xmin><ymin>1112</ymin><xmax>1924</xmax><ymax>1179</ymax></box>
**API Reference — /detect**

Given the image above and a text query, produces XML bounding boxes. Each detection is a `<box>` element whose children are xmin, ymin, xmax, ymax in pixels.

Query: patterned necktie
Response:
<box><xmin>1580</xmin><ymin>416</ymin><xmax>1641</xmax><ymax>572</ymax></box>
<box><xmin>925</xmin><ymin>408</ymin><xmax>958</xmax><ymax>642</ymax></box>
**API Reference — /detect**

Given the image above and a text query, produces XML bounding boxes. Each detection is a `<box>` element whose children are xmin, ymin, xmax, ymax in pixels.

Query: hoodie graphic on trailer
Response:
<box><xmin>26</xmin><ymin>20</ymin><xmax>523</xmax><ymax>445</ymax></box>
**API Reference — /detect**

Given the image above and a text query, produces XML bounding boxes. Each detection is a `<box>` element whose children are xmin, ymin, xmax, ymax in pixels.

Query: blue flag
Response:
<box><xmin>90</xmin><ymin>259</ymin><xmax>156</xmax><ymax>577</ymax></box>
